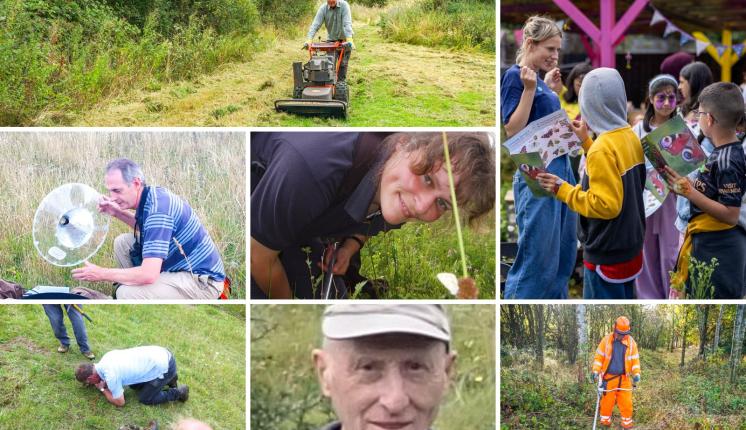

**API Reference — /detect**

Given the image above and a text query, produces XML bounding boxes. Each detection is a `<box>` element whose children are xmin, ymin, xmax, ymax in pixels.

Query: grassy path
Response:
<box><xmin>72</xmin><ymin>21</ymin><xmax>495</xmax><ymax>127</ymax></box>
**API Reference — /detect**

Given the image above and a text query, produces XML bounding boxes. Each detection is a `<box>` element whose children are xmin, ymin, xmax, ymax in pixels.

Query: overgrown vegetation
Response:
<box><xmin>501</xmin><ymin>305</ymin><xmax>746</xmax><ymax>429</ymax></box>
<box><xmin>251</xmin><ymin>304</ymin><xmax>495</xmax><ymax>430</ymax></box>
<box><xmin>0</xmin><ymin>0</ymin><xmax>316</xmax><ymax>125</ymax></box>
<box><xmin>379</xmin><ymin>0</ymin><xmax>495</xmax><ymax>53</ymax></box>
<box><xmin>0</xmin><ymin>305</ymin><xmax>245</xmax><ymax>430</ymax></box>
<box><xmin>361</xmin><ymin>211</ymin><xmax>496</xmax><ymax>298</ymax></box>
<box><xmin>1</xmin><ymin>0</ymin><xmax>495</xmax><ymax>125</ymax></box>
<box><xmin>0</xmin><ymin>131</ymin><xmax>246</xmax><ymax>297</ymax></box>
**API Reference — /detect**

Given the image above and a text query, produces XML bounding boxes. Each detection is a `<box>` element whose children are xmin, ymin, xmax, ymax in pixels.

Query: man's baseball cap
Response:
<box><xmin>322</xmin><ymin>304</ymin><xmax>451</xmax><ymax>346</ymax></box>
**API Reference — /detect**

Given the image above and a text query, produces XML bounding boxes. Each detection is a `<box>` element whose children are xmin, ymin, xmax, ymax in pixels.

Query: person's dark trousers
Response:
<box><xmin>251</xmin><ymin>238</ymin><xmax>364</xmax><ymax>299</ymax></box>
<box><xmin>136</xmin><ymin>354</ymin><xmax>180</xmax><ymax>405</ymax></box>
<box><xmin>688</xmin><ymin>227</ymin><xmax>746</xmax><ymax>299</ymax></box>
<box><xmin>337</xmin><ymin>44</ymin><xmax>351</xmax><ymax>81</ymax></box>
<box><xmin>583</xmin><ymin>268</ymin><xmax>635</xmax><ymax>299</ymax></box>
<box><xmin>42</xmin><ymin>304</ymin><xmax>91</xmax><ymax>353</ymax></box>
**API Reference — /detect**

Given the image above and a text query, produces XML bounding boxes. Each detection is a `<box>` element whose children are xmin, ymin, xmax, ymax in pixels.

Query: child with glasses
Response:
<box><xmin>632</xmin><ymin>75</ymin><xmax>681</xmax><ymax>298</ymax></box>
<box><xmin>666</xmin><ymin>82</ymin><xmax>746</xmax><ymax>298</ymax></box>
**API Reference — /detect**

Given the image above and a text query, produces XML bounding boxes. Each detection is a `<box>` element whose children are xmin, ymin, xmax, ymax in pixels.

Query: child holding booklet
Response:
<box><xmin>537</xmin><ymin>68</ymin><xmax>646</xmax><ymax>299</ymax></box>
<box><xmin>666</xmin><ymin>82</ymin><xmax>746</xmax><ymax>298</ymax></box>
<box><xmin>632</xmin><ymin>74</ymin><xmax>680</xmax><ymax>298</ymax></box>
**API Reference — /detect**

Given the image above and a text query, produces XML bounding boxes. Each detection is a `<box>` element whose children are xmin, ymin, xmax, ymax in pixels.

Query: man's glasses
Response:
<box><xmin>653</xmin><ymin>93</ymin><xmax>677</xmax><ymax>105</ymax></box>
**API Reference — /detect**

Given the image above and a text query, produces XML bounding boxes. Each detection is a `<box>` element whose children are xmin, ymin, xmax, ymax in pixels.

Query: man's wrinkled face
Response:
<box><xmin>313</xmin><ymin>334</ymin><xmax>456</xmax><ymax>430</ymax></box>
<box><xmin>378</xmin><ymin>149</ymin><xmax>457</xmax><ymax>225</ymax></box>
<box><xmin>328</xmin><ymin>0</ymin><xmax>338</xmax><ymax>8</ymax></box>
<box><xmin>105</xmin><ymin>169</ymin><xmax>141</xmax><ymax>210</ymax></box>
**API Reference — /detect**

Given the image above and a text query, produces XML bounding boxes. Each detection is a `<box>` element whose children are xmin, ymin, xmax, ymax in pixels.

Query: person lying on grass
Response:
<box><xmin>75</xmin><ymin>345</ymin><xmax>188</xmax><ymax>407</ymax></box>
<box><xmin>250</xmin><ymin>132</ymin><xmax>495</xmax><ymax>299</ymax></box>
<box><xmin>71</xmin><ymin>158</ymin><xmax>226</xmax><ymax>300</ymax></box>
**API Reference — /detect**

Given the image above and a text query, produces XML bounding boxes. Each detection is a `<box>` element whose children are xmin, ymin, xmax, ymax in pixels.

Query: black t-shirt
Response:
<box><xmin>691</xmin><ymin>141</ymin><xmax>746</xmax><ymax>219</ymax></box>
<box><xmin>250</xmin><ymin>132</ymin><xmax>400</xmax><ymax>251</ymax></box>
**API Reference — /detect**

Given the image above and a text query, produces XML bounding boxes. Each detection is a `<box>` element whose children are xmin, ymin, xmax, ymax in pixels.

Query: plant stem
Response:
<box><xmin>442</xmin><ymin>132</ymin><xmax>468</xmax><ymax>278</ymax></box>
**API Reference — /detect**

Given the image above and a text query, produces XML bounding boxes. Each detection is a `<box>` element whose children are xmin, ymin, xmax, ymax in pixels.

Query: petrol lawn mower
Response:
<box><xmin>275</xmin><ymin>41</ymin><xmax>350</xmax><ymax>118</ymax></box>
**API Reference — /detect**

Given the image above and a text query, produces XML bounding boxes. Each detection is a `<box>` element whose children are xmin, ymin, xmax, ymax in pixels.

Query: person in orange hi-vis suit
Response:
<box><xmin>592</xmin><ymin>316</ymin><xmax>641</xmax><ymax>429</ymax></box>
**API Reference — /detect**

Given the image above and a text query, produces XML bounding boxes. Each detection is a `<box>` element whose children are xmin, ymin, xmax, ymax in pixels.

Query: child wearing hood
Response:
<box><xmin>538</xmin><ymin>68</ymin><xmax>646</xmax><ymax>299</ymax></box>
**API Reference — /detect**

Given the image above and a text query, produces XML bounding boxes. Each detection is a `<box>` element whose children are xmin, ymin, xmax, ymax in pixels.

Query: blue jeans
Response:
<box><xmin>135</xmin><ymin>354</ymin><xmax>180</xmax><ymax>405</ymax></box>
<box><xmin>583</xmin><ymin>268</ymin><xmax>635</xmax><ymax>299</ymax></box>
<box><xmin>43</xmin><ymin>304</ymin><xmax>91</xmax><ymax>353</ymax></box>
<box><xmin>504</xmin><ymin>155</ymin><xmax>578</xmax><ymax>299</ymax></box>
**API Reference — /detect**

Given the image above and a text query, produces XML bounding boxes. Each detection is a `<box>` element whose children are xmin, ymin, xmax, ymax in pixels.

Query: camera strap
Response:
<box><xmin>133</xmin><ymin>186</ymin><xmax>150</xmax><ymax>253</ymax></box>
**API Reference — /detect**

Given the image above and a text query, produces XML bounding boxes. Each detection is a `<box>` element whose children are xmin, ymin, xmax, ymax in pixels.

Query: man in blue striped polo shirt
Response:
<box><xmin>71</xmin><ymin>158</ymin><xmax>225</xmax><ymax>299</ymax></box>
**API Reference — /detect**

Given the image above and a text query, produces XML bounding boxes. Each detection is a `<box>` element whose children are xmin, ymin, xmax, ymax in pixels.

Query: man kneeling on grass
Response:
<box><xmin>71</xmin><ymin>158</ymin><xmax>226</xmax><ymax>299</ymax></box>
<box><xmin>75</xmin><ymin>345</ymin><xmax>188</xmax><ymax>407</ymax></box>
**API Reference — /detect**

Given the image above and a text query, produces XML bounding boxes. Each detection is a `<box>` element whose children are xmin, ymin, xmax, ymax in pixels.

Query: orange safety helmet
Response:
<box><xmin>614</xmin><ymin>316</ymin><xmax>631</xmax><ymax>335</ymax></box>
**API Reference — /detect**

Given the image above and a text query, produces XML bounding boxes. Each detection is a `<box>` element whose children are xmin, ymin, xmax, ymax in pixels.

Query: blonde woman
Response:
<box><xmin>502</xmin><ymin>16</ymin><xmax>577</xmax><ymax>298</ymax></box>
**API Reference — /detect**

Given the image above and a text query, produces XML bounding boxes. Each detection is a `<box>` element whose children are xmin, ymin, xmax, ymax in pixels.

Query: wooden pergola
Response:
<box><xmin>502</xmin><ymin>0</ymin><xmax>746</xmax><ymax>80</ymax></box>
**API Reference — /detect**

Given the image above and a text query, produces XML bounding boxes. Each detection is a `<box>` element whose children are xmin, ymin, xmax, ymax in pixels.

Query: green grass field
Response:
<box><xmin>360</xmin><ymin>212</ymin><xmax>496</xmax><ymax>299</ymax></box>
<box><xmin>250</xmin><ymin>304</ymin><xmax>496</xmax><ymax>430</ymax></box>
<box><xmin>0</xmin><ymin>304</ymin><xmax>245</xmax><ymax>430</ymax></box>
<box><xmin>0</xmin><ymin>131</ymin><xmax>246</xmax><ymax>298</ymax></box>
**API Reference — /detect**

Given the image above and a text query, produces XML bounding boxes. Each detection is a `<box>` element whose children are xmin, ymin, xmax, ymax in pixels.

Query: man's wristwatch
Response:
<box><xmin>99</xmin><ymin>387</ymin><xmax>105</xmax><ymax>392</ymax></box>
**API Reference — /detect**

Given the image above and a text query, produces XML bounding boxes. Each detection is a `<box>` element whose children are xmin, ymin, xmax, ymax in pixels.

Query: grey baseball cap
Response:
<box><xmin>322</xmin><ymin>304</ymin><xmax>451</xmax><ymax>345</ymax></box>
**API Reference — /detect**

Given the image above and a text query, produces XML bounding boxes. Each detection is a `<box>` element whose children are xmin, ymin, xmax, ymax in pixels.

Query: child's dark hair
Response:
<box><xmin>563</xmin><ymin>62</ymin><xmax>594</xmax><ymax>104</ymax></box>
<box><xmin>680</xmin><ymin>62</ymin><xmax>713</xmax><ymax>117</ymax></box>
<box><xmin>698</xmin><ymin>82</ymin><xmax>746</xmax><ymax>130</ymax></box>
<box><xmin>642</xmin><ymin>74</ymin><xmax>678</xmax><ymax>133</ymax></box>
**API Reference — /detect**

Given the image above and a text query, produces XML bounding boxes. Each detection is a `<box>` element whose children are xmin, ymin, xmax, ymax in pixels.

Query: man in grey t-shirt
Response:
<box><xmin>304</xmin><ymin>0</ymin><xmax>354</xmax><ymax>82</ymax></box>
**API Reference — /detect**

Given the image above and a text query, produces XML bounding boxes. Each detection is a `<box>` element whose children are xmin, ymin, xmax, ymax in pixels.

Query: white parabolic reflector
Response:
<box><xmin>33</xmin><ymin>183</ymin><xmax>110</xmax><ymax>267</ymax></box>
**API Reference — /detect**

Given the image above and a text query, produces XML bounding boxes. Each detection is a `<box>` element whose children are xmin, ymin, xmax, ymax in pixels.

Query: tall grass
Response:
<box><xmin>0</xmin><ymin>304</ymin><xmax>245</xmax><ymax>430</ymax></box>
<box><xmin>379</xmin><ymin>0</ymin><xmax>495</xmax><ymax>53</ymax></box>
<box><xmin>0</xmin><ymin>131</ymin><xmax>246</xmax><ymax>297</ymax></box>
<box><xmin>361</xmin><ymin>212</ymin><xmax>496</xmax><ymax>298</ymax></box>
<box><xmin>250</xmin><ymin>304</ymin><xmax>495</xmax><ymax>430</ymax></box>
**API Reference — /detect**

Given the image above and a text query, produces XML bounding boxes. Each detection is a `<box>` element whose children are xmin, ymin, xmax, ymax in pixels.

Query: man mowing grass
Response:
<box><xmin>75</xmin><ymin>345</ymin><xmax>188</xmax><ymax>407</ymax></box>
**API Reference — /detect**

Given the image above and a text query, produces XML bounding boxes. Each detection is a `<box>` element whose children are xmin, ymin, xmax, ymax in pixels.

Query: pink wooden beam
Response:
<box><xmin>553</xmin><ymin>0</ymin><xmax>649</xmax><ymax>68</ymax></box>
<box><xmin>599</xmin><ymin>0</ymin><xmax>615</xmax><ymax>66</ymax></box>
<box><xmin>553</xmin><ymin>0</ymin><xmax>601</xmax><ymax>42</ymax></box>
<box><xmin>579</xmin><ymin>34</ymin><xmax>600</xmax><ymax>67</ymax></box>
<box><xmin>611</xmin><ymin>0</ymin><xmax>649</xmax><ymax>43</ymax></box>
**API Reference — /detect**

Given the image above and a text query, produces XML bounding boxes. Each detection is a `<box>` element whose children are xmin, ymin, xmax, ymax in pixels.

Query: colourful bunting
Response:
<box><xmin>679</xmin><ymin>33</ymin><xmax>693</xmax><ymax>46</ymax></box>
<box><xmin>663</xmin><ymin>22</ymin><xmax>677</xmax><ymax>37</ymax></box>
<box><xmin>695</xmin><ymin>39</ymin><xmax>709</xmax><ymax>56</ymax></box>
<box><xmin>716</xmin><ymin>44</ymin><xmax>727</xmax><ymax>57</ymax></box>
<box><xmin>650</xmin><ymin>9</ymin><xmax>666</xmax><ymax>26</ymax></box>
<box><xmin>734</xmin><ymin>45</ymin><xmax>744</xmax><ymax>57</ymax></box>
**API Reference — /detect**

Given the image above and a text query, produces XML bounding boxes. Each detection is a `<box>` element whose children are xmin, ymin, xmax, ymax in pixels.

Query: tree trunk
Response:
<box><xmin>680</xmin><ymin>306</ymin><xmax>689</xmax><ymax>367</ymax></box>
<box><xmin>713</xmin><ymin>304</ymin><xmax>724</xmax><ymax>355</ymax></box>
<box><xmin>535</xmin><ymin>305</ymin><xmax>545</xmax><ymax>369</ymax></box>
<box><xmin>576</xmin><ymin>304</ymin><xmax>587</xmax><ymax>385</ymax></box>
<box><xmin>730</xmin><ymin>305</ymin><xmax>745</xmax><ymax>384</ymax></box>
<box><xmin>698</xmin><ymin>305</ymin><xmax>709</xmax><ymax>361</ymax></box>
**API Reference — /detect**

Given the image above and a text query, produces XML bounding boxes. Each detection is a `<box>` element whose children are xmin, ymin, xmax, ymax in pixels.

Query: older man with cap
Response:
<box><xmin>312</xmin><ymin>304</ymin><xmax>456</xmax><ymax>430</ymax></box>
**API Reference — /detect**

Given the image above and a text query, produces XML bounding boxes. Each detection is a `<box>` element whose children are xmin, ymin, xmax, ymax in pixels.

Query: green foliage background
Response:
<box><xmin>251</xmin><ymin>304</ymin><xmax>496</xmax><ymax>430</ymax></box>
